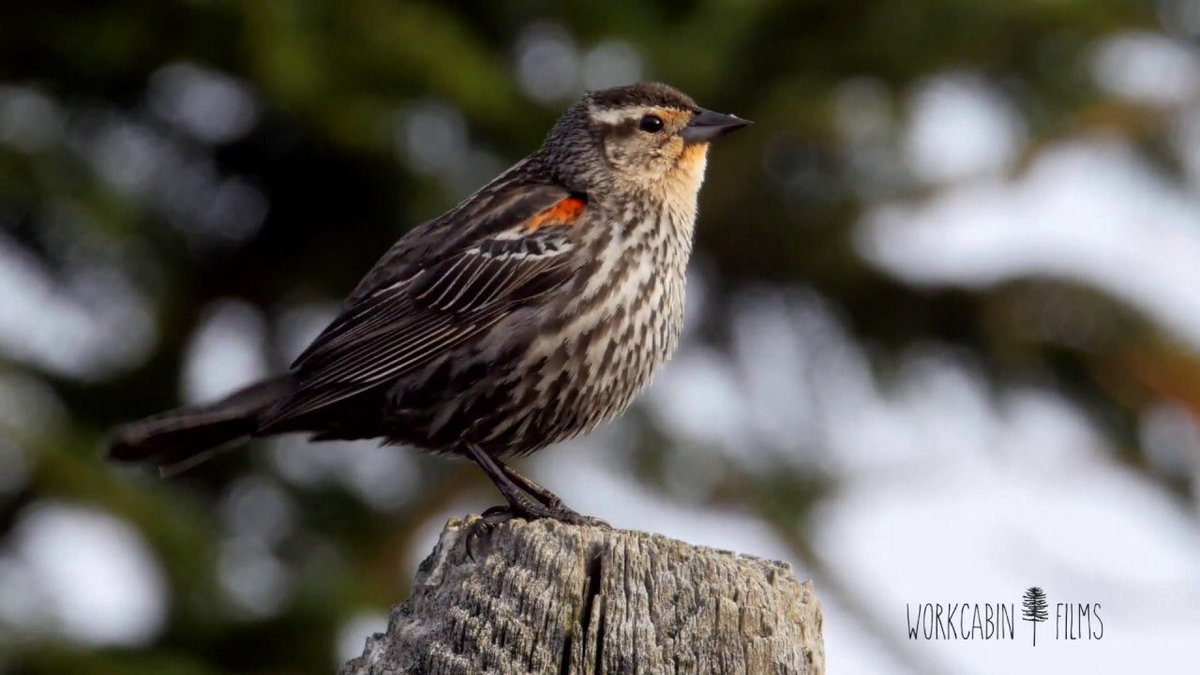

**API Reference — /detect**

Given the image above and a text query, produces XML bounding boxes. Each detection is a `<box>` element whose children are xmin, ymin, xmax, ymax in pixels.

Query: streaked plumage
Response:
<box><xmin>110</xmin><ymin>83</ymin><xmax>750</xmax><ymax>522</ymax></box>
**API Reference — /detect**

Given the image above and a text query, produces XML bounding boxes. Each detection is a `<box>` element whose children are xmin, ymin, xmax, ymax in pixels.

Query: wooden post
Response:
<box><xmin>341</xmin><ymin>516</ymin><xmax>825</xmax><ymax>674</ymax></box>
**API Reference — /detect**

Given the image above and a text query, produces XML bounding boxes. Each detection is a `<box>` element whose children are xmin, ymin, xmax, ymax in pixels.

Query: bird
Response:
<box><xmin>109</xmin><ymin>82</ymin><xmax>751</xmax><ymax>524</ymax></box>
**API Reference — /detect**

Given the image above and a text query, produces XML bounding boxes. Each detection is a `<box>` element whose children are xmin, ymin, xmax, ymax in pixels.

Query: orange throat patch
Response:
<box><xmin>664</xmin><ymin>143</ymin><xmax>709</xmax><ymax>204</ymax></box>
<box><xmin>677</xmin><ymin>143</ymin><xmax>709</xmax><ymax>172</ymax></box>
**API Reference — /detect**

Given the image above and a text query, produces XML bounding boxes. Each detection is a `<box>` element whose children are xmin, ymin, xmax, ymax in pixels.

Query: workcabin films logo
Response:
<box><xmin>906</xmin><ymin>587</ymin><xmax>1104</xmax><ymax>645</ymax></box>
<box><xmin>1021</xmin><ymin>586</ymin><xmax>1049</xmax><ymax>646</ymax></box>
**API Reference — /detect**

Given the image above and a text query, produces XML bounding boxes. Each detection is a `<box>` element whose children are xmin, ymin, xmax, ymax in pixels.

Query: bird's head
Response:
<box><xmin>541</xmin><ymin>83</ymin><xmax>751</xmax><ymax>199</ymax></box>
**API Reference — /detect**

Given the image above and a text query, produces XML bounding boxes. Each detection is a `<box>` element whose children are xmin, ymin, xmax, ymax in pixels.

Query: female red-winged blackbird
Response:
<box><xmin>110</xmin><ymin>83</ymin><xmax>750</xmax><ymax>523</ymax></box>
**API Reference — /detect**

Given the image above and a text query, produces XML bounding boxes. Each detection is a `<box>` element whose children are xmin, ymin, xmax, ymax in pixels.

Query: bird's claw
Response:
<box><xmin>464</xmin><ymin>511</ymin><xmax>505</xmax><ymax>563</ymax></box>
<box><xmin>478</xmin><ymin>500</ymin><xmax>611</xmax><ymax>529</ymax></box>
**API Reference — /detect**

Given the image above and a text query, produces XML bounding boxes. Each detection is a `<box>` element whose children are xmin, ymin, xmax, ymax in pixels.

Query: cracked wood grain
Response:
<box><xmin>341</xmin><ymin>516</ymin><xmax>824</xmax><ymax>675</ymax></box>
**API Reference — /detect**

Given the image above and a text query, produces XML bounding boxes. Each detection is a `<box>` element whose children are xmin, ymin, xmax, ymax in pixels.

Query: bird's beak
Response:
<box><xmin>681</xmin><ymin>108</ymin><xmax>753</xmax><ymax>144</ymax></box>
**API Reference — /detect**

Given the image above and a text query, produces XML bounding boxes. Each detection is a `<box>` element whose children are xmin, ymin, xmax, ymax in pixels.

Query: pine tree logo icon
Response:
<box><xmin>1022</xmin><ymin>587</ymin><xmax>1049</xmax><ymax>646</ymax></box>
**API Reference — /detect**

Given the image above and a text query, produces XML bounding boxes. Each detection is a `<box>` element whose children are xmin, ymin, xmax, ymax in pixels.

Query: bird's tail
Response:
<box><xmin>109</xmin><ymin>375</ymin><xmax>294</xmax><ymax>475</ymax></box>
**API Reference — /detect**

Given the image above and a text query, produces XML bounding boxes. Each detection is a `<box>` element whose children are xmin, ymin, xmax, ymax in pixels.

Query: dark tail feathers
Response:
<box><xmin>109</xmin><ymin>375</ymin><xmax>294</xmax><ymax>475</ymax></box>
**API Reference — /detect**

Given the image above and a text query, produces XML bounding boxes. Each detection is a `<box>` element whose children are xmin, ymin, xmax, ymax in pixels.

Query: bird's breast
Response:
<box><xmin>512</xmin><ymin>204</ymin><xmax>693</xmax><ymax>441</ymax></box>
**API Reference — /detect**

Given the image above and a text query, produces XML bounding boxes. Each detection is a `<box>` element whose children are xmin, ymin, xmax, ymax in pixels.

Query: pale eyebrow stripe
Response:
<box><xmin>589</xmin><ymin>106</ymin><xmax>655</xmax><ymax>125</ymax></box>
<box><xmin>588</xmin><ymin>106</ymin><xmax>692</xmax><ymax>128</ymax></box>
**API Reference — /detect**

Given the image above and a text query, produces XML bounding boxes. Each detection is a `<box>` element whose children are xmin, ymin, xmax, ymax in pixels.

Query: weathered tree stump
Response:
<box><xmin>341</xmin><ymin>516</ymin><xmax>824</xmax><ymax>674</ymax></box>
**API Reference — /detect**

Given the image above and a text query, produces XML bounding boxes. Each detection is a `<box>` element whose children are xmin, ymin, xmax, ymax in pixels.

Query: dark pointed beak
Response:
<box><xmin>681</xmin><ymin>107</ymin><xmax>753</xmax><ymax>144</ymax></box>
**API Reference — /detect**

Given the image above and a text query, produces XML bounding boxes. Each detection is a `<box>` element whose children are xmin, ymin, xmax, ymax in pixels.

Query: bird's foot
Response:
<box><xmin>462</xmin><ymin>442</ymin><xmax>610</xmax><ymax>528</ymax></box>
<box><xmin>480</xmin><ymin>496</ymin><xmax>610</xmax><ymax>528</ymax></box>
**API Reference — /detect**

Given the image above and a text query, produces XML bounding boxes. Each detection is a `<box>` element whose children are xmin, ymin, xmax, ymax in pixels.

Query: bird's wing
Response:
<box><xmin>258</xmin><ymin>185</ymin><xmax>585</xmax><ymax>430</ymax></box>
<box><xmin>343</xmin><ymin>169</ymin><xmax>567</xmax><ymax>306</ymax></box>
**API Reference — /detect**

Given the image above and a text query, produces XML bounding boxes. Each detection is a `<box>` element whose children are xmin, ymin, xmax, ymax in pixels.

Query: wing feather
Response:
<box><xmin>259</xmin><ymin>185</ymin><xmax>584</xmax><ymax>432</ymax></box>
<box><xmin>341</xmin><ymin>176</ymin><xmax>570</xmax><ymax>306</ymax></box>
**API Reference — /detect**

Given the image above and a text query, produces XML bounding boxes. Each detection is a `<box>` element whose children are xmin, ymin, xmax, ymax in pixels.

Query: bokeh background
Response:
<box><xmin>2</xmin><ymin>1</ymin><xmax>1200</xmax><ymax>673</ymax></box>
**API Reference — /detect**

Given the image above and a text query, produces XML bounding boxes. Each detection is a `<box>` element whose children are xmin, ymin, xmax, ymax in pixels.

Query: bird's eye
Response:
<box><xmin>638</xmin><ymin>115</ymin><xmax>664</xmax><ymax>133</ymax></box>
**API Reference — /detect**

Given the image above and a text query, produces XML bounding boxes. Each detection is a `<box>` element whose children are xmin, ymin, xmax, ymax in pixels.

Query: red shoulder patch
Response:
<box><xmin>524</xmin><ymin>197</ymin><xmax>586</xmax><ymax>232</ymax></box>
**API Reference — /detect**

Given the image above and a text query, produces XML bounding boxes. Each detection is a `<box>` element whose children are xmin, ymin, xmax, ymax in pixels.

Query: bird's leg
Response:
<box><xmin>463</xmin><ymin>443</ymin><xmax>607</xmax><ymax>527</ymax></box>
<box><xmin>496</xmin><ymin>461</ymin><xmax>566</xmax><ymax>510</ymax></box>
<box><xmin>464</xmin><ymin>443</ymin><xmax>549</xmax><ymax>519</ymax></box>
<box><xmin>497</xmin><ymin>458</ymin><xmax>610</xmax><ymax>528</ymax></box>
